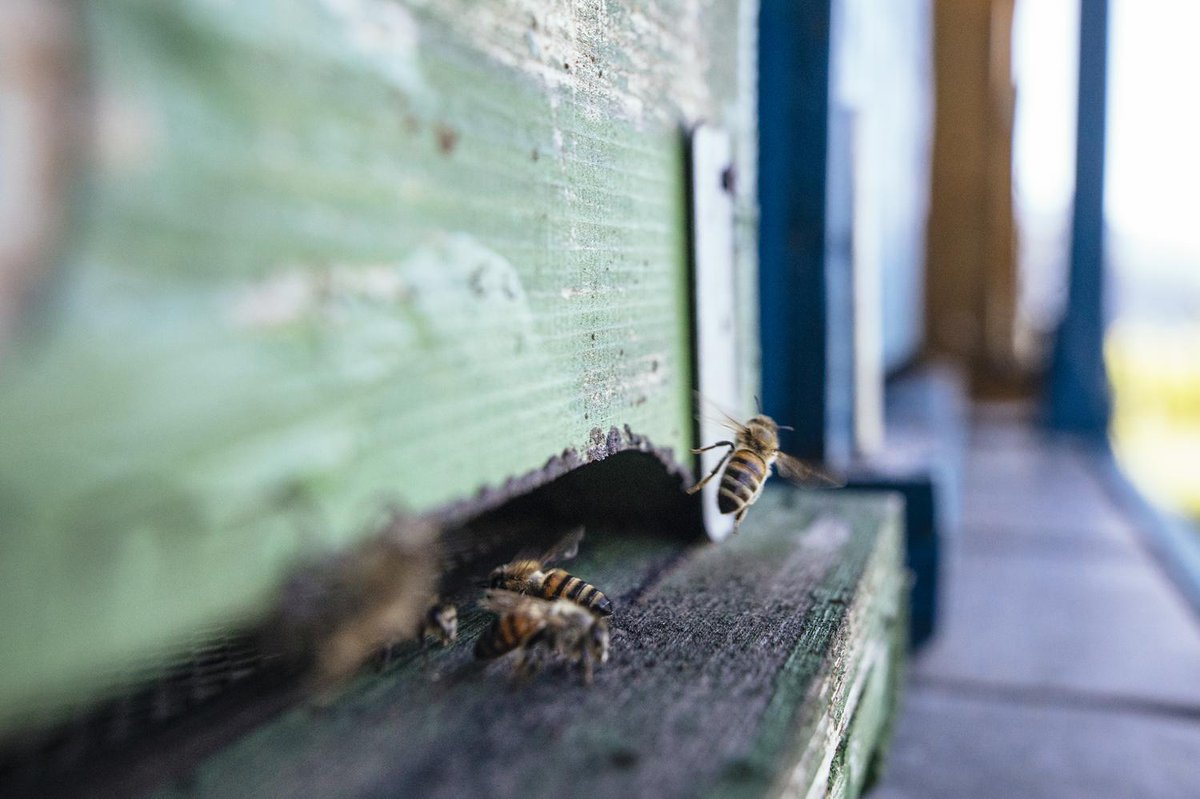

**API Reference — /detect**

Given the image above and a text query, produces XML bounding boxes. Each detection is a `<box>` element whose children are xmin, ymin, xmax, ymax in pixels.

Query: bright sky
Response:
<box><xmin>1013</xmin><ymin>0</ymin><xmax>1200</xmax><ymax>307</ymax></box>
<box><xmin>1106</xmin><ymin>0</ymin><xmax>1200</xmax><ymax>257</ymax></box>
<box><xmin>1012</xmin><ymin>0</ymin><xmax>1078</xmax><ymax>220</ymax></box>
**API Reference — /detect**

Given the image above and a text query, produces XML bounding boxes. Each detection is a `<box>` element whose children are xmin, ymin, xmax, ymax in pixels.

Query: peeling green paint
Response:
<box><xmin>0</xmin><ymin>0</ymin><xmax>757</xmax><ymax>735</ymax></box>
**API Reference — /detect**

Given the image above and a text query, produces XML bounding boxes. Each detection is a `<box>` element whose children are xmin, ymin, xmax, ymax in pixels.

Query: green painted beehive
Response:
<box><xmin>0</xmin><ymin>0</ymin><xmax>759</xmax><ymax>736</ymax></box>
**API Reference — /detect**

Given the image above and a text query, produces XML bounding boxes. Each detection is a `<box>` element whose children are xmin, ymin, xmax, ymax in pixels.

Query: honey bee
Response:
<box><xmin>274</xmin><ymin>514</ymin><xmax>440</xmax><ymax>693</ymax></box>
<box><xmin>487</xmin><ymin>527</ymin><xmax>613</xmax><ymax>616</ymax></box>
<box><xmin>474</xmin><ymin>590</ymin><xmax>610</xmax><ymax>685</ymax></box>
<box><xmin>419</xmin><ymin>599</ymin><xmax>458</xmax><ymax>647</ymax></box>
<box><xmin>688</xmin><ymin>413</ymin><xmax>842</xmax><ymax>532</ymax></box>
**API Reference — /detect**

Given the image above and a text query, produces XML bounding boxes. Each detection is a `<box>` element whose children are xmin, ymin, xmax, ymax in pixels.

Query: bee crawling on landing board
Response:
<box><xmin>688</xmin><ymin>412</ymin><xmax>843</xmax><ymax>533</ymax></box>
<box><xmin>419</xmin><ymin>599</ymin><xmax>458</xmax><ymax>648</ymax></box>
<box><xmin>273</xmin><ymin>515</ymin><xmax>441</xmax><ymax>694</ymax></box>
<box><xmin>487</xmin><ymin>527</ymin><xmax>613</xmax><ymax>616</ymax></box>
<box><xmin>474</xmin><ymin>590</ymin><xmax>610</xmax><ymax>685</ymax></box>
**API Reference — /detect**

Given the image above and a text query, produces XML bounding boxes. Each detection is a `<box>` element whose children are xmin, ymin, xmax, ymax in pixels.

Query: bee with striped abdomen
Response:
<box><xmin>474</xmin><ymin>590</ymin><xmax>610</xmax><ymax>685</ymax></box>
<box><xmin>688</xmin><ymin>413</ymin><xmax>842</xmax><ymax>533</ymax></box>
<box><xmin>487</xmin><ymin>527</ymin><xmax>613</xmax><ymax>616</ymax></box>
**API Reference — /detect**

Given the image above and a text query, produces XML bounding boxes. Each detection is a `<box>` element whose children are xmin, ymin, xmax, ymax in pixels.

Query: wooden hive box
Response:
<box><xmin>0</xmin><ymin>2</ymin><xmax>907</xmax><ymax>797</ymax></box>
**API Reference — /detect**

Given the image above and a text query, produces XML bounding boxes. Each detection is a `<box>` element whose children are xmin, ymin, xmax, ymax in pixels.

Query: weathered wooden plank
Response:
<box><xmin>0</xmin><ymin>0</ymin><xmax>759</xmax><ymax>735</ymax></box>
<box><xmin>29</xmin><ymin>489</ymin><xmax>903</xmax><ymax>799</ymax></box>
<box><xmin>713</xmin><ymin>495</ymin><xmax>904</xmax><ymax>799</ymax></box>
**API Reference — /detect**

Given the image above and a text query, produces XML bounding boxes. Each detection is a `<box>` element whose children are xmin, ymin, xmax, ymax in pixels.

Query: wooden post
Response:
<box><xmin>924</xmin><ymin>0</ymin><xmax>1021</xmax><ymax>392</ymax></box>
<box><xmin>758</xmin><ymin>0</ymin><xmax>835</xmax><ymax>461</ymax></box>
<box><xmin>1047</xmin><ymin>0</ymin><xmax>1112</xmax><ymax>435</ymax></box>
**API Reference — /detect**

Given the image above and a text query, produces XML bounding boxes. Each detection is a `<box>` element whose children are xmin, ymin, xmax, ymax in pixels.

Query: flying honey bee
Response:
<box><xmin>487</xmin><ymin>527</ymin><xmax>613</xmax><ymax>616</ymax></box>
<box><xmin>688</xmin><ymin>412</ymin><xmax>842</xmax><ymax>532</ymax></box>
<box><xmin>273</xmin><ymin>514</ymin><xmax>441</xmax><ymax>693</ymax></box>
<box><xmin>474</xmin><ymin>589</ymin><xmax>610</xmax><ymax>685</ymax></box>
<box><xmin>419</xmin><ymin>599</ymin><xmax>458</xmax><ymax>648</ymax></box>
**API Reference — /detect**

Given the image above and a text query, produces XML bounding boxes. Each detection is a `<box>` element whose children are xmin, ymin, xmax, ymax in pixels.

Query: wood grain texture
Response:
<box><xmin>0</xmin><ymin>0</ymin><xmax>759</xmax><ymax>735</ymax></box>
<box><xmin>36</xmin><ymin>489</ymin><xmax>903</xmax><ymax>799</ymax></box>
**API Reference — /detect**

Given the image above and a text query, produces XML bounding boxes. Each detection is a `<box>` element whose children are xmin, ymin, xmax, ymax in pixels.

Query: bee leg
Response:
<box><xmin>436</xmin><ymin>608</ymin><xmax>457</xmax><ymax>647</ymax></box>
<box><xmin>514</xmin><ymin>649</ymin><xmax>540</xmax><ymax>680</ymax></box>
<box><xmin>579</xmin><ymin>648</ymin><xmax>594</xmax><ymax>686</ymax></box>
<box><xmin>379</xmin><ymin>641</ymin><xmax>397</xmax><ymax>671</ymax></box>
<box><xmin>691</xmin><ymin>440</ymin><xmax>735</xmax><ymax>454</ymax></box>
<box><xmin>732</xmin><ymin>506</ymin><xmax>749</xmax><ymax>533</ymax></box>
<box><xmin>687</xmin><ymin>445</ymin><xmax>735</xmax><ymax>495</ymax></box>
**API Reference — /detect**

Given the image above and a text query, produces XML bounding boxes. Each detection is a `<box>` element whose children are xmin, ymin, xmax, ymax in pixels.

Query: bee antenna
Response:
<box><xmin>777</xmin><ymin>424</ymin><xmax>794</xmax><ymax>431</ymax></box>
<box><xmin>754</xmin><ymin>395</ymin><xmax>763</xmax><ymax>414</ymax></box>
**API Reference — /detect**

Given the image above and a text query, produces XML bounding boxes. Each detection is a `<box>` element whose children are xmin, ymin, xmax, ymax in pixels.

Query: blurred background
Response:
<box><xmin>869</xmin><ymin>0</ymin><xmax>1200</xmax><ymax>794</ymax></box>
<box><xmin>1102</xmin><ymin>0</ymin><xmax>1200</xmax><ymax>520</ymax></box>
<box><xmin>1014</xmin><ymin>0</ymin><xmax>1200</xmax><ymax>519</ymax></box>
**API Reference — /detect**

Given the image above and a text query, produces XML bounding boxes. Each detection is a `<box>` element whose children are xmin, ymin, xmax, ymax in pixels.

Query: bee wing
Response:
<box><xmin>775</xmin><ymin>452</ymin><xmax>845</xmax><ymax>488</ymax></box>
<box><xmin>694</xmin><ymin>391</ymin><xmax>748</xmax><ymax>435</ymax></box>
<box><xmin>489</xmin><ymin>524</ymin><xmax>585</xmax><ymax>571</ymax></box>
<box><xmin>479</xmin><ymin>589</ymin><xmax>550</xmax><ymax>616</ymax></box>
<box><xmin>537</xmin><ymin>525</ymin><xmax>585</xmax><ymax>566</ymax></box>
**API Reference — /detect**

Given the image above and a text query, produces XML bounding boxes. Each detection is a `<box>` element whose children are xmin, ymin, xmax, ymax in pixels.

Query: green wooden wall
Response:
<box><xmin>0</xmin><ymin>0</ymin><xmax>758</xmax><ymax>735</ymax></box>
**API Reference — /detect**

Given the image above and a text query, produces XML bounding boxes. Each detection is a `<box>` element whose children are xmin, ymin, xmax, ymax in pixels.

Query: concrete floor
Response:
<box><xmin>871</xmin><ymin>406</ymin><xmax>1200</xmax><ymax>799</ymax></box>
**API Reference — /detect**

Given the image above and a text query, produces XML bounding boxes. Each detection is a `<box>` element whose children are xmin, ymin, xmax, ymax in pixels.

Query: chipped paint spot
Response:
<box><xmin>231</xmin><ymin>265</ymin><xmax>413</xmax><ymax>329</ymax></box>
<box><xmin>231</xmin><ymin>271</ymin><xmax>315</xmax><ymax>329</ymax></box>
<box><xmin>435</xmin><ymin>125</ymin><xmax>459</xmax><ymax>154</ymax></box>
<box><xmin>560</xmin><ymin>284</ymin><xmax>627</xmax><ymax>301</ymax></box>
<box><xmin>432</xmin><ymin>0</ymin><xmax>710</xmax><ymax>127</ymax></box>
<box><xmin>524</xmin><ymin>29</ymin><xmax>542</xmax><ymax>59</ymax></box>
<box><xmin>232</xmin><ymin>235</ymin><xmax>541</xmax><ymax>361</ymax></box>
<box><xmin>94</xmin><ymin>91</ymin><xmax>163</xmax><ymax>175</ymax></box>
<box><xmin>319</xmin><ymin>0</ymin><xmax>431</xmax><ymax>107</ymax></box>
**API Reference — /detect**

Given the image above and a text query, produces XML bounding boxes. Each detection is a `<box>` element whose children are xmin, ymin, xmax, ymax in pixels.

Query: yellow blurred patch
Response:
<box><xmin>1107</xmin><ymin>321</ymin><xmax>1200</xmax><ymax>517</ymax></box>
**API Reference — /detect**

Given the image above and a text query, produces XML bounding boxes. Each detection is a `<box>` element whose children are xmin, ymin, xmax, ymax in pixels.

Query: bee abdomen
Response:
<box><xmin>474</xmin><ymin>613</ymin><xmax>536</xmax><ymax>660</ymax></box>
<box><xmin>590</xmin><ymin>592</ymin><xmax>614</xmax><ymax>616</ymax></box>
<box><xmin>473</xmin><ymin>619</ymin><xmax>509</xmax><ymax>659</ymax></box>
<box><xmin>541</xmin><ymin>569</ymin><xmax>613</xmax><ymax>616</ymax></box>
<box><xmin>718</xmin><ymin>451</ymin><xmax>766</xmax><ymax>514</ymax></box>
